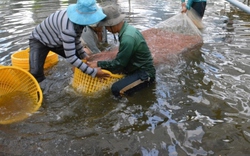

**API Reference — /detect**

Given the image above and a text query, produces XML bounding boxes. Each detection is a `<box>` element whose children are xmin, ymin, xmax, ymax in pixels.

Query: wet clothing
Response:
<box><xmin>98</xmin><ymin>22</ymin><xmax>155</xmax><ymax>77</ymax></box>
<box><xmin>97</xmin><ymin>22</ymin><xmax>156</xmax><ymax>97</ymax></box>
<box><xmin>81</xmin><ymin>26</ymin><xmax>101</xmax><ymax>54</ymax></box>
<box><xmin>29</xmin><ymin>9</ymin><xmax>97</xmax><ymax>82</ymax></box>
<box><xmin>111</xmin><ymin>70</ymin><xmax>155</xmax><ymax>97</ymax></box>
<box><xmin>181</xmin><ymin>0</ymin><xmax>207</xmax><ymax>18</ymax></box>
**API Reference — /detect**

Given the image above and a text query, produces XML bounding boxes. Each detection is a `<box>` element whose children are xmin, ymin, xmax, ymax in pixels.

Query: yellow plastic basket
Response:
<box><xmin>0</xmin><ymin>66</ymin><xmax>43</xmax><ymax>124</ymax></box>
<box><xmin>72</xmin><ymin>68</ymin><xmax>124</xmax><ymax>94</ymax></box>
<box><xmin>11</xmin><ymin>48</ymin><xmax>58</xmax><ymax>71</ymax></box>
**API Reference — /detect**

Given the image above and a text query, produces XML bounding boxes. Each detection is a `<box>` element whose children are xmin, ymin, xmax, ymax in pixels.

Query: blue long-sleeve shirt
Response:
<box><xmin>181</xmin><ymin>0</ymin><xmax>206</xmax><ymax>10</ymax></box>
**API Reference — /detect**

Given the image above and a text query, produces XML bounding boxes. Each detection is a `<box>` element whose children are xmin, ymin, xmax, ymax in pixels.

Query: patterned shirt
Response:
<box><xmin>30</xmin><ymin>9</ymin><xmax>97</xmax><ymax>77</ymax></box>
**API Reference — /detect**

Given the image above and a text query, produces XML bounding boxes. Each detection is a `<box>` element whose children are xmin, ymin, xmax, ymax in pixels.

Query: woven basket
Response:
<box><xmin>11</xmin><ymin>48</ymin><xmax>58</xmax><ymax>71</ymax></box>
<box><xmin>72</xmin><ymin>68</ymin><xmax>124</xmax><ymax>94</ymax></box>
<box><xmin>0</xmin><ymin>66</ymin><xmax>43</xmax><ymax>124</ymax></box>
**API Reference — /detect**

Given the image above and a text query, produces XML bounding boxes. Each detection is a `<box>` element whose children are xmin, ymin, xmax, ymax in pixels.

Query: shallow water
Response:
<box><xmin>1</xmin><ymin>0</ymin><xmax>250</xmax><ymax>155</ymax></box>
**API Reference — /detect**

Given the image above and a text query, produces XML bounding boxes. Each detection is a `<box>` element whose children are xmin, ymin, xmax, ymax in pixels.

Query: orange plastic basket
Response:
<box><xmin>0</xmin><ymin>66</ymin><xmax>43</xmax><ymax>124</ymax></box>
<box><xmin>72</xmin><ymin>68</ymin><xmax>124</xmax><ymax>94</ymax></box>
<box><xmin>11</xmin><ymin>48</ymin><xmax>58</xmax><ymax>71</ymax></box>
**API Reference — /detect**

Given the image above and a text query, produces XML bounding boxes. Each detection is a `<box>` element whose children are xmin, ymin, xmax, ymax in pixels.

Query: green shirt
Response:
<box><xmin>97</xmin><ymin>22</ymin><xmax>155</xmax><ymax>78</ymax></box>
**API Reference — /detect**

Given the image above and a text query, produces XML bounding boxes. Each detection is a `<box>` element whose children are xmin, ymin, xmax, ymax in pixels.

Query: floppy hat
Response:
<box><xmin>98</xmin><ymin>4</ymin><xmax>126</xmax><ymax>27</ymax></box>
<box><xmin>67</xmin><ymin>0</ymin><xmax>106</xmax><ymax>25</ymax></box>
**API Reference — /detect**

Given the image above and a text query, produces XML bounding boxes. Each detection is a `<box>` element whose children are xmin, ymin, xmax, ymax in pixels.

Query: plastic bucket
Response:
<box><xmin>72</xmin><ymin>68</ymin><xmax>124</xmax><ymax>94</ymax></box>
<box><xmin>0</xmin><ymin>66</ymin><xmax>43</xmax><ymax>124</ymax></box>
<box><xmin>11</xmin><ymin>48</ymin><xmax>58</xmax><ymax>71</ymax></box>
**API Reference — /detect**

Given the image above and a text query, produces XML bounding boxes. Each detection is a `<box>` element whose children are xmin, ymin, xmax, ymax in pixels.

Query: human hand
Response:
<box><xmin>95</xmin><ymin>68</ymin><xmax>110</xmax><ymax>79</ymax></box>
<box><xmin>86</xmin><ymin>61</ymin><xmax>98</xmax><ymax>68</ymax></box>
<box><xmin>84</xmin><ymin>54</ymin><xmax>90</xmax><ymax>61</ymax></box>
<box><xmin>181</xmin><ymin>7</ymin><xmax>187</xmax><ymax>13</ymax></box>
<box><xmin>84</xmin><ymin>47</ymin><xmax>92</xmax><ymax>55</ymax></box>
<box><xmin>181</xmin><ymin>3</ymin><xmax>187</xmax><ymax>13</ymax></box>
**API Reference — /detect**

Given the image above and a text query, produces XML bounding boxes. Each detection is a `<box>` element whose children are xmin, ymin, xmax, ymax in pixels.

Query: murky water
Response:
<box><xmin>1</xmin><ymin>0</ymin><xmax>250</xmax><ymax>155</ymax></box>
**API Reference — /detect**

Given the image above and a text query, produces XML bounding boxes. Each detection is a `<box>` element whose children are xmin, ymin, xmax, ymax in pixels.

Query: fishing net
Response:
<box><xmin>88</xmin><ymin>13</ymin><xmax>203</xmax><ymax>66</ymax></box>
<box><xmin>187</xmin><ymin>8</ymin><xmax>204</xmax><ymax>29</ymax></box>
<box><xmin>142</xmin><ymin>13</ymin><xmax>203</xmax><ymax>65</ymax></box>
<box><xmin>155</xmin><ymin>13</ymin><xmax>202</xmax><ymax>36</ymax></box>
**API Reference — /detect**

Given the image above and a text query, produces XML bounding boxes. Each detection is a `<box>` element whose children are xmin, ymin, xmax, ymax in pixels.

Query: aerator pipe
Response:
<box><xmin>226</xmin><ymin>0</ymin><xmax>250</xmax><ymax>14</ymax></box>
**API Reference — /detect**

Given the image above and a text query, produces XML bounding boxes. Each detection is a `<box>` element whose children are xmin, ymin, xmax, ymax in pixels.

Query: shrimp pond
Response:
<box><xmin>0</xmin><ymin>0</ymin><xmax>250</xmax><ymax>155</ymax></box>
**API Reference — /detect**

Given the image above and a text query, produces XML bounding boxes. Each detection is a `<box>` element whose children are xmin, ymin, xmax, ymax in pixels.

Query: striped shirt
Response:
<box><xmin>30</xmin><ymin>9</ymin><xmax>97</xmax><ymax>77</ymax></box>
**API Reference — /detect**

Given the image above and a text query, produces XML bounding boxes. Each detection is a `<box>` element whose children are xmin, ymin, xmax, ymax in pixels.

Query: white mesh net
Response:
<box><xmin>89</xmin><ymin>13</ymin><xmax>204</xmax><ymax>66</ymax></box>
<box><xmin>155</xmin><ymin>13</ymin><xmax>202</xmax><ymax>36</ymax></box>
<box><xmin>141</xmin><ymin>13</ymin><xmax>203</xmax><ymax>65</ymax></box>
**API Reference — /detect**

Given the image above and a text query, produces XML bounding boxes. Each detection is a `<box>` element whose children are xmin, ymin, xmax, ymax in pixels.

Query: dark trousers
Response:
<box><xmin>29</xmin><ymin>39</ymin><xmax>66</xmax><ymax>82</ymax></box>
<box><xmin>111</xmin><ymin>70</ymin><xmax>155</xmax><ymax>98</ymax></box>
<box><xmin>191</xmin><ymin>2</ymin><xmax>207</xmax><ymax>19</ymax></box>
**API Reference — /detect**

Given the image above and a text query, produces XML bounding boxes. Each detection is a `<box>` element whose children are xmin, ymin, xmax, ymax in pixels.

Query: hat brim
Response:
<box><xmin>67</xmin><ymin>4</ymin><xmax>106</xmax><ymax>25</ymax></box>
<box><xmin>98</xmin><ymin>14</ymin><xmax>126</xmax><ymax>27</ymax></box>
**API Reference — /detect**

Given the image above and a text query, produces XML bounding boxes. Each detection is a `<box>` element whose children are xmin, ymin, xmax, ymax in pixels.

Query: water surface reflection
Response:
<box><xmin>1</xmin><ymin>0</ymin><xmax>250</xmax><ymax>155</ymax></box>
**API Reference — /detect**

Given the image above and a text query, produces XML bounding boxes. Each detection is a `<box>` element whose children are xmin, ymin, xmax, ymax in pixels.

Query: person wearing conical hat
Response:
<box><xmin>29</xmin><ymin>0</ymin><xmax>110</xmax><ymax>83</ymax></box>
<box><xmin>87</xmin><ymin>4</ymin><xmax>156</xmax><ymax>98</ymax></box>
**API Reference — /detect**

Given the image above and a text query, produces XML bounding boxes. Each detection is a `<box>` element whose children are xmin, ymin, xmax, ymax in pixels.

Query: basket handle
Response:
<box><xmin>82</xmin><ymin>59</ymin><xmax>124</xmax><ymax>79</ymax></box>
<box><xmin>36</xmin><ymin>89</ymin><xmax>43</xmax><ymax>105</ymax></box>
<box><xmin>102</xmin><ymin>69</ymin><xmax>124</xmax><ymax>79</ymax></box>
